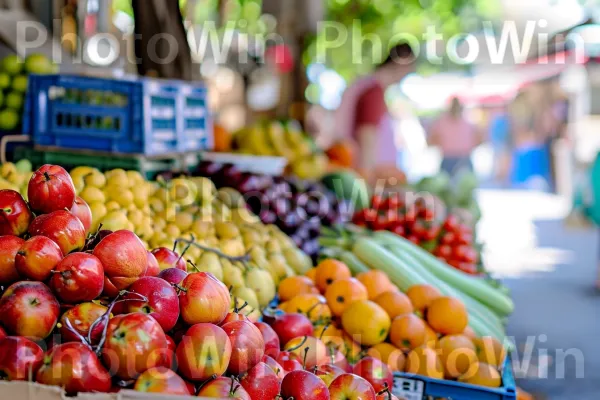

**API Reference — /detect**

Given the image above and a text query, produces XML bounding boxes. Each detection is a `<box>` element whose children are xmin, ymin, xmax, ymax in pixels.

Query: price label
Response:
<box><xmin>392</xmin><ymin>377</ymin><xmax>425</xmax><ymax>400</ymax></box>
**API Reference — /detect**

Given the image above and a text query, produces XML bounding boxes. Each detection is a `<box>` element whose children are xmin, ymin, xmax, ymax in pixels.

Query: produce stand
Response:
<box><xmin>393</xmin><ymin>357</ymin><xmax>516</xmax><ymax>400</ymax></box>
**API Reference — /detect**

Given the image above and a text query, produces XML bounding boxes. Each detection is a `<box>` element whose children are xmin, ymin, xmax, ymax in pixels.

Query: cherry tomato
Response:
<box><xmin>456</xmin><ymin>232</ymin><xmax>474</xmax><ymax>245</ymax></box>
<box><xmin>443</xmin><ymin>215</ymin><xmax>460</xmax><ymax>232</ymax></box>
<box><xmin>423</xmin><ymin>224</ymin><xmax>442</xmax><ymax>241</ymax></box>
<box><xmin>391</xmin><ymin>224</ymin><xmax>406</xmax><ymax>237</ymax></box>
<box><xmin>441</xmin><ymin>231</ymin><xmax>456</xmax><ymax>245</ymax></box>
<box><xmin>459</xmin><ymin>263</ymin><xmax>477</xmax><ymax>275</ymax></box>
<box><xmin>463</xmin><ymin>247</ymin><xmax>478</xmax><ymax>264</ymax></box>
<box><xmin>437</xmin><ymin>244</ymin><xmax>452</xmax><ymax>259</ymax></box>
<box><xmin>382</xmin><ymin>193</ymin><xmax>401</xmax><ymax>210</ymax></box>
<box><xmin>407</xmin><ymin>235</ymin><xmax>420</xmax><ymax>245</ymax></box>
<box><xmin>453</xmin><ymin>245</ymin><xmax>470</xmax><ymax>261</ymax></box>
<box><xmin>412</xmin><ymin>220</ymin><xmax>427</xmax><ymax>238</ymax></box>
<box><xmin>371</xmin><ymin>195</ymin><xmax>384</xmax><ymax>210</ymax></box>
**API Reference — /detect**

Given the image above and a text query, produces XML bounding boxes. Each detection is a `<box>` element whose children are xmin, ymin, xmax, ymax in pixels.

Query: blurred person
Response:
<box><xmin>428</xmin><ymin>97</ymin><xmax>480</xmax><ymax>176</ymax></box>
<box><xmin>335</xmin><ymin>43</ymin><xmax>416</xmax><ymax>184</ymax></box>
<box><xmin>488</xmin><ymin>104</ymin><xmax>512</xmax><ymax>181</ymax></box>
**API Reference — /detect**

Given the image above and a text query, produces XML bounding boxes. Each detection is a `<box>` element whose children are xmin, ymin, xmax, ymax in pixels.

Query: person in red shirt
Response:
<box><xmin>336</xmin><ymin>44</ymin><xmax>415</xmax><ymax>184</ymax></box>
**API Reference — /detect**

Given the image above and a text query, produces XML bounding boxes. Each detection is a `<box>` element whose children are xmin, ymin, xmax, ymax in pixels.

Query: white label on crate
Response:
<box><xmin>392</xmin><ymin>377</ymin><xmax>424</xmax><ymax>400</ymax></box>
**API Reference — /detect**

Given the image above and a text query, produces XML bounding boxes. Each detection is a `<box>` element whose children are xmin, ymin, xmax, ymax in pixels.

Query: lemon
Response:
<box><xmin>100</xmin><ymin>210</ymin><xmax>129</xmax><ymax>231</ymax></box>
<box><xmin>165</xmin><ymin>224</ymin><xmax>181</xmax><ymax>238</ymax></box>
<box><xmin>106</xmin><ymin>169</ymin><xmax>129</xmax><ymax>187</ymax></box>
<box><xmin>174</xmin><ymin>211</ymin><xmax>194</xmax><ymax>232</ymax></box>
<box><xmin>114</xmin><ymin>189</ymin><xmax>134</xmax><ymax>207</ymax></box>
<box><xmin>89</xmin><ymin>202</ymin><xmax>107</xmax><ymax>229</ymax></box>
<box><xmin>127</xmin><ymin>209</ymin><xmax>144</xmax><ymax>227</ymax></box>
<box><xmin>105</xmin><ymin>201</ymin><xmax>120</xmax><ymax>211</ymax></box>
<box><xmin>126</xmin><ymin>170</ymin><xmax>144</xmax><ymax>184</ymax></box>
<box><xmin>84</xmin><ymin>171</ymin><xmax>106</xmax><ymax>188</ymax></box>
<box><xmin>80</xmin><ymin>186</ymin><xmax>106</xmax><ymax>204</ymax></box>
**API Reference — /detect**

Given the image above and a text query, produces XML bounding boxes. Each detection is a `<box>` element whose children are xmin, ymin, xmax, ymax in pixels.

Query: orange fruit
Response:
<box><xmin>315</xmin><ymin>259</ymin><xmax>351</xmax><ymax>292</ymax></box>
<box><xmin>406</xmin><ymin>284</ymin><xmax>442</xmax><ymax>312</ymax></box>
<box><xmin>314</xmin><ymin>323</ymin><xmax>343</xmax><ymax>342</ymax></box>
<box><xmin>389</xmin><ymin>314</ymin><xmax>426</xmax><ymax>351</ymax></box>
<box><xmin>367</xmin><ymin>342</ymin><xmax>406</xmax><ymax>372</ymax></box>
<box><xmin>458</xmin><ymin>362</ymin><xmax>501</xmax><ymax>388</ymax></box>
<box><xmin>356</xmin><ymin>270</ymin><xmax>393</xmax><ymax>300</ymax></box>
<box><xmin>305</xmin><ymin>268</ymin><xmax>317</xmax><ymax>282</ymax></box>
<box><xmin>517</xmin><ymin>388</ymin><xmax>534</xmax><ymax>400</ymax></box>
<box><xmin>374</xmin><ymin>291</ymin><xmax>414</xmax><ymax>319</ymax></box>
<box><xmin>278</xmin><ymin>276</ymin><xmax>318</xmax><ymax>302</ymax></box>
<box><xmin>463</xmin><ymin>326</ymin><xmax>477</xmax><ymax>341</ymax></box>
<box><xmin>405</xmin><ymin>346</ymin><xmax>444</xmax><ymax>379</ymax></box>
<box><xmin>423</xmin><ymin>323</ymin><xmax>439</xmax><ymax>348</ymax></box>
<box><xmin>213</xmin><ymin>124</ymin><xmax>232</xmax><ymax>152</ymax></box>
<box><xmin>282</xmin><ymin>293</ymin><xmax>331</xmax><ymax>323</ymax></box>
<box><xmin>437</xmin><ymin>334</ymin><xmax>478</xmax><ymax>379</ymax></box>
<box><xmin>326</xmin><ymin>141</ymin><xmax>356</xmax><ymax>168</ymax></box>
<box><xmin>472</xmin><ymin>336</ymin><xmax>506</xmax><ymax>368</ymax></box>
<box><xmin>341</xmin><ymin>300</ymin><xmax>391</xmax><ymax>347</ymax></box>
<box><xmin>325</xmin><ymin>277</ymin><xmax>368</xmax><ymax>316</ymax></box>
<box><xmin>426</xmin><ymin>297</ymin><xmax>468</xmax><ymax>335</ymax></box>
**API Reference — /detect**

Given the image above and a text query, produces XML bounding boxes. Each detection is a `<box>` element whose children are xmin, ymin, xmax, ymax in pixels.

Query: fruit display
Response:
<box><xmin>232</xmin><ymin>120</ymin><xmax>329</xmax><ymax>180</ymax></box>
<box><xmin>0</xmin><ymin>54</ymin><xmax>55</xmax><ymax>132</ymax></box>
<box><xmin>195</xmin><ymin>161</ymin><xmax>349</xmax><ymax>260</ymax></box>
<box><xmin>352</xmin><ymin>192</ymin><xmax>483</xmax><ymax>275</ymax></box>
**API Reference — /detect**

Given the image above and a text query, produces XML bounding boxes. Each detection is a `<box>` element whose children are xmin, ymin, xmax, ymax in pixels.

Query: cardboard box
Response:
<box><xmin>0</xmin><ymin>381</ymin><xmax>218</xmax><ymax>400</ymax></box>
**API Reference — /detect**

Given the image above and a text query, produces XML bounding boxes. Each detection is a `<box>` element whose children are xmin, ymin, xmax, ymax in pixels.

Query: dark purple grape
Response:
<box><xmin>259</xmin><ymin>210</ymin><xmax>277</xmax><ymax>225</ymax></box>
<box><xmin>196</xmin><ymin>161</ymin><xmax>223</xmax><ymax>177</ymax></box>
<box><xmin>83</xmin><ymin>229</ymin><xmax>114</xmax><ymax>251</ymax></box>
<box><xmin>273</xmin><ymin>198</ymin><xmax>291</xmax><ymax>217</ymax></box>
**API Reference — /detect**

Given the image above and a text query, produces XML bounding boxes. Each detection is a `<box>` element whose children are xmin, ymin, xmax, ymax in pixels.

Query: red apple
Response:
<box><xmin>29</xmin><ymin>210</ymin><xmax>86</xmax><ymax>255</ymax></box>
<box><xmin>329</xmin><ymin>373</ymin><xmax>376</xmax><ymax>400</ymax></box>
<box><xmin>176</xmin><ymin>323</ymin><xmax>232</xmax><ymax>381</ymax></box>
<box><xmin>119</xmin><ymin>276</ymin><xmax>180</xmax><ymax>332</ymax></box>
<box><xmin>197</xmin><ymin>376</ymin><xmax>251</xmax><ymax>399</ymax></box>
<box><xmin>315</xmin><ymin>364</ymin><xmax>345</xmax><ymax>387</ymax></box>
<box><xmin>164</xmin><ymin>334</ymin><xmax>176</xmax><ymax>370</ymax></box>
<box><xmin>134</xmin><ymin>366</ymin><xmax>189</xmax><ymax>395</ymax></box>
<box><xmin>254</xmin><ymin>321</ymin><xmax>280</xmax><ymax>359</ymax></box>
<box><xmin>185</xmin><ymin>380</ymin><xmax>196</xmax><ymax>395</ymax></box>
<box><xmin>0</xmin><ymin>190</ymin><xmax>33</xmax><ymax>236</ymax></box>
<box><xmin>102</xmin><ymin>312</ymin><xmax>168</xmax><ymax>380</ymax></box>
<box><xmin>222</xmin><ymin>319</ymin><xmax>265</xmax><ymax>375</ymax></box>
<box><xmin>50</xmin><ymin>253</ymin><xmax>104</xmax><ymax>303</ymax></box>
<box><xmin>144</xmin><ymin>251</ymin><xmax>160</xmax><ymax>277</ymax></box>
<box><xmin>152</xmin><ymin>247</ymin><xmax>186</xmax><ymax>271</ymax></box>
<box><xmin>15</xmin><ymin>236</ymin><xmax>63</xmax><ymax>282</ymax></box>
<box><xmin>284</xmin><ymin>336</ymin><xmax>328</xmax><ymax>369</ymax></box>
<box><xmin>353</xmin><ymin>356</ymin><xmax>394</xmax><ymax>393</ymax></box>
<box><xmin>36</xmin><ymin>342</ymin><xmax>112</xmax><ymax>395</ymax></box>
<box><xmin>280</xmin><ymin>370</ymin><xmax>330</xmax><ymax>400</ymax></box>
<box><xmin>28</xmin><ymin>164</ymin><xmax>75</xmax><ymax>214</ymax></box>
<box><xmin>0</xmin><ymin>235</ymin><xmax>24</xmax><ymax>284</ymax></box>
<box><xmin>0</xmin><ymin>281</ymin><xmax>59</xmax><ymax>340</ymax></box>
<box><xmin>221</xmin><ymin>301</ymin><xmax>250</xmax><ymax>325</ymax></box>
<box><xmin>178</xmin><ymin>272</ymin><xmax>230</xmax><ymax>325</ymax></box>
<box><xmin>93</xmin><ymin>230</ymin><xmax>148</xmax><ymax>298</ymax></box>
<box><xmin>269</xmin><ymin>313</ymin><xmax>314</xmax><ymax>346</ymax></box>
<box><xmin>157</xmin><ymin>267</ymin><xmax>187</xmax><ymax>285</ymax></box>
<box><xmin>59</xmin><ymin>302</ymin><xmax>107</xmax><ymax>344</ymax></box>
<box><xmin>331</xmin><ymin>349</ymin><xmax>353</xmax><ymax>373</ymax></box>
<box><xmin>70</xmin><ymin>196</ymin><xmax>92</xmax><ymax>234</ymax></box>
<box><xmin>0</xmin><ymin>336</ymin><xmax>43</xmax><ymax>381</ymax></box>
<box><xmin>0</xmin><ymin>326</ymin><xmax>5</xmax><ymax>339</ymax></box>
<box><xmin>240</xmin><ymin>361</ymin><xmax>280</xmax><ymax>400</ymax></box>
<box><xmin>277</xmin><ymin>351</ymin><xmax>304</xmax><ymax>373</ymax></box>
<box><xmin>261</xmin><ymin>355</ymin><xmax>285</xmax><ymax>380</ymax></box>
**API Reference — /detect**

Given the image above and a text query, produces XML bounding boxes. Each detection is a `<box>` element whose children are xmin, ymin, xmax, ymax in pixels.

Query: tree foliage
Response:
<box><xmin>304</xmin><ymin>0</ymin><xmax>503</xmax><ymax>81</ymax></box>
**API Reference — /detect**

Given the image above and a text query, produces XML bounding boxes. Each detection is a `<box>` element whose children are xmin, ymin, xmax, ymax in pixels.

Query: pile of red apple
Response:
<box><xmin>0</xmin><ymin>164</ymin><xmax>401</xmax><ymax>399</ymax></box>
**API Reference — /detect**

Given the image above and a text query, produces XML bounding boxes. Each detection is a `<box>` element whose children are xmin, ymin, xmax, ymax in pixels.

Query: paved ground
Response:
<box><xmin>477</xmin><ymin>189</ymin><xmax>600</xmax><ymax>399</ymax></box>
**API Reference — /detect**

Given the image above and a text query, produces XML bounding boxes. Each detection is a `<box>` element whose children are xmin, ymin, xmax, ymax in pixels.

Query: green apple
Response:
<box><xmin>5</xmin><ymin>92</ymin><xmax>23</xmax><ymax>110</ymax></box>
<box><xmin>0</xmin><ymin>73</ymin><xmax>10</xmax><ymax>90</ymax></box>
<box><xmin>0</xmin><ymin>109</ymin><xmax>19</xmax><ymax>131</ymax></box>
<box><xmin>2</xmin><ymin>55</ymin><xmax>23</xmax><ymax>76</ymax></box>
<box><xmin>12</xmin><ymin>75</ymin><xmax>28</xmax><ymax>93</ymax></box>
<box><xmin>24</xmin><ymin>53</ymin><xmax>53</xmax><ymax>74</ymax></box>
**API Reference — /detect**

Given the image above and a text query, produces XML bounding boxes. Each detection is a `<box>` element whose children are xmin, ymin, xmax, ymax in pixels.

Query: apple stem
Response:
<box><xmin>305</xmin><ymin>300</ymin><xmax>325</xmax><ymax>320</ymax></box>
<box><xmin>286</xmin><ymin>335</ymin><xmax>308</xmax><ymax>353</ymax></box>
<box><xmin>186</xmin><ymin>259</ymin><xmax>201</xmax><ymax>273</ymax></box>
<box><xmin>84</xmin><ymin>223</ymin><xmax>103</xmax><ymax>250</ymax></box>
<box><xmin>302</xmin><ymin>347</ymin><xmax>310</xmax><ymax>370</ymax></box>
<box><xmin>174</xmin><ymin>237</ymin><xmax>251</xmax><ymax>264</ymax></box>
<box><xmin>318</xmin><ymin>322</ymin><xmax>331</xmax><ymax>341</ymax></box>
<box><xmin>377</xmin><ymin>383</ymin><xmax>393</xmax><ymax>400</ymax></box>
<box><xmin>90</xmin><ymin>290</ymin><xmax>148</xmax><ymax>355</ymax></box>
<box><xmin>233</xmin><ymin>298</ymin><xmax>249</xmax><ymax>314</ymax></box>
<box><xmin>173</xmin><ymin>284</ymin><xmax>187</xmax><ymax>293</ymax></box>
<box><xmin>43</xmin><ymin>172</ymin><xmax>51</xmax><ymax>181</ymax></box>
<box><xmin>62</xmin><ymin>317</ymin><xmax>93</xmax><ymax>350</ymax></box>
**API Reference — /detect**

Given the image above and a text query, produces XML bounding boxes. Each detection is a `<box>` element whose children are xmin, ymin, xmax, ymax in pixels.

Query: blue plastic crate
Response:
<box><xmin>23</xmin><ymin>74</ymin><xmax>211</xmax><ymax>156</ymax></box>
<box><xmin>393</xmin><ymin>356</ymin><xmax>516</xmax><ymax>400</ymax></box>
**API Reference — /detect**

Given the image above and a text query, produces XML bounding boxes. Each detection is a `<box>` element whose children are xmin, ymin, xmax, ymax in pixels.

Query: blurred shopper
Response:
<box><xmin>488</xmin><ymin>105</ymin><xmax>512</xmax><ymax>182</ymax></box>
<box><xmin>428</xmin><ymin>97</ymin><xmax>479</xmax><ymax>176</ymax></box>
<box><xmin>335</xmin><ymin>44</ymin><xmax>415</xmax><ymax>184</ymax></box>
